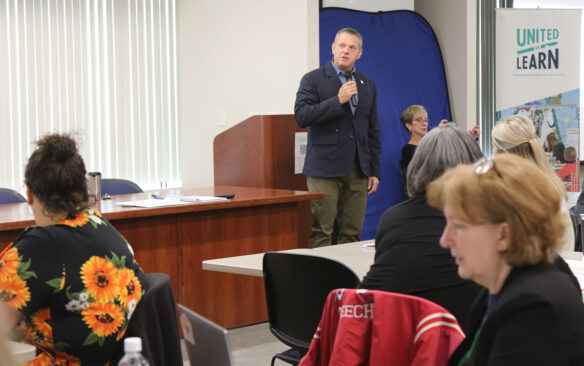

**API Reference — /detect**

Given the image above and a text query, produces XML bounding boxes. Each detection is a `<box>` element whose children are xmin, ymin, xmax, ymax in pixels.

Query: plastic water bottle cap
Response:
<box><xmin>124</xmin><ymin>337</ymin><xmax>142</xmax><ymax>353</ymax></box>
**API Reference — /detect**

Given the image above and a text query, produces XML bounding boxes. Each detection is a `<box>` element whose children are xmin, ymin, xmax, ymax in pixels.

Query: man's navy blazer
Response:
<box><xmin>294</xmin><ymin>62</ymin><xmax>381</xmax><ymax>179</ymax></box>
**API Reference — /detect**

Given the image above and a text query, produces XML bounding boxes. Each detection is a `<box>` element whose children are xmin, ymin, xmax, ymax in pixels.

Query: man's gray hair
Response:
<box><xmin>334</xmin><ymin>27</ymin><xmax>363</xmax><ymax>49</ymax></box>
<box><xmin>407</xmin><ymin>123</ymin><xmax>483</xmax><ymax>196</ymax></box>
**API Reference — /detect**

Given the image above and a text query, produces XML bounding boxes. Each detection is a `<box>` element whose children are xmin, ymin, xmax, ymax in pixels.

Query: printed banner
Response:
<box><xmin>496</xmin><ymin>9</ymin><xmax>581</xmax><ymax>192</ymax></box>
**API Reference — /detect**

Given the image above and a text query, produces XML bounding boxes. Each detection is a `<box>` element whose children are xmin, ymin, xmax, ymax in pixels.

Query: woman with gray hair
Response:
<box><xmin>360</xmin><ymin>123</ymin><xmax>483</xmax><ymax>333</ymax></box>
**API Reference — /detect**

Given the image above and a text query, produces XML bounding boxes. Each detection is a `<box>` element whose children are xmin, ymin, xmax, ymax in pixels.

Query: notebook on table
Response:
<box><xmin>177</xmin><ymin>304</ymin><xmax>234</xmax><ymax>366</ymax></box>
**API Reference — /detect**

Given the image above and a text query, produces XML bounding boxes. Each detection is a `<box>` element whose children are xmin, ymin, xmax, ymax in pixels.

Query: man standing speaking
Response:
<box><xmin>294</xmin><ymin>27</ymin><xmax>381</xmax><ymax>248</ymax></box>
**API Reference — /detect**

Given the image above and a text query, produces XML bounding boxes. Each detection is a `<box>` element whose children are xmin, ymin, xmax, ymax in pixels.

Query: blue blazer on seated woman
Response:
<box><xmin>447</xmin><ymin>259</ymin><xmax>584</xmax><ymax>366</ymax></box>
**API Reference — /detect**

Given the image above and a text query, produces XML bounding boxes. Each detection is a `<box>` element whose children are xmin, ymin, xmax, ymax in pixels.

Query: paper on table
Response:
<box><xmin>362</xmin><ymin>242</ymin><xmax>375</xmax><ymax>249</ymax></box>
<box><xmin>117</xmin><ymin>199</ymin><xmax>191</xmax><ymax>208</ymax></box>
<box><xmin>166</xmin><ymin>195</ymin><xmax>228</xmax><ymax>203</ymax></box>
<box><xmin>178</xmin><ymin>196</ymin><xmax>228</xmax><ymax>202</ymax></box>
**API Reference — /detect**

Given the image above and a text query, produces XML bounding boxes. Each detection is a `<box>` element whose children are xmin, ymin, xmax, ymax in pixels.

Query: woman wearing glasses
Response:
<box><xmin>428</xmin><ymin>154</ymin><xmax>584</xmax><ymax>366</ymax></box>
<box><xmin>399</xmin><ymin>105</ymin><xmax>432</xmax><ymax>171</ymax></box>
<box><xmin>399</xmin><ymin>105</ymin><xmax>479</xmax><ymax>173</ymax></box>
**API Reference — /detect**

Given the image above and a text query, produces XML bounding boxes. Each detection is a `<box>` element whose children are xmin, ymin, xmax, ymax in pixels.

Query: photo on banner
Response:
<box><xmin>496</xmin><ymin>9</ymin><xmax>581</xmax><ymax>192</ymax></box>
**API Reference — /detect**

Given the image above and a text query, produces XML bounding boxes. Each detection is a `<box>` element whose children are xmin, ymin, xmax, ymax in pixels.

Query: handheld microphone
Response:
<box><xmin>344</xmin><ymin>71</ymin><xmax>358</xmax><ymax>106</ymax></box>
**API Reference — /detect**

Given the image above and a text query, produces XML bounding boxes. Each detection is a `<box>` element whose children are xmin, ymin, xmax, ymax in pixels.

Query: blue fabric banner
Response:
<box><xmin>319</xmin><ymin>9</ymin><xmax>451</xmax><ymax>239</ymax></box>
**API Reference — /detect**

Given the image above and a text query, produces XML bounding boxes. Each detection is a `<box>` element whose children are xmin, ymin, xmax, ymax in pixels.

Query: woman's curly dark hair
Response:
<box><xmin>24</xmin><ymin>133</ymin><xmax>88</xmax><ymax>214</ymax></box>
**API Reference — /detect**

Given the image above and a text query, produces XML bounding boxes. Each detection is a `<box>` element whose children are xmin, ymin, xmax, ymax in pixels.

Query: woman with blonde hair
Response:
<box><xmin>492</xmin><ymin>114</ymin><xmax>574</xmax><ymax>250</ymax></box>
<box><xmin>428</xmin><ymin>154</ymin><xmax>584</xmax><ymax>365</ymax></box>
<box><xmin>400</xmin><ymin>105</ymin><xmax>430</xmax><ymax>170</ymax></box>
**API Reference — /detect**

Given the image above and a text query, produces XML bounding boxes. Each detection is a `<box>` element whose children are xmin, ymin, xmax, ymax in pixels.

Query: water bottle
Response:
<box><xmin>117</xmin><ymin>337</ymin><xmax>150</xmax><ymax>366</ymax></box>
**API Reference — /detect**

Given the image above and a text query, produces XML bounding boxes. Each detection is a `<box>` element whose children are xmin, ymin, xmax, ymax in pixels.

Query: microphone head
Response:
<box><xmin>344</xmin><ymin>71</ymin><xmax>352</xmax><ymax>81</ymax></box>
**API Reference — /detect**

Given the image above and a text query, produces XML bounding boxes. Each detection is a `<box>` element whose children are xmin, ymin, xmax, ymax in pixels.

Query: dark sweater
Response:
<box><xmin>448</xmin><ymin>259</ymin><xmax>584</xmax><ymax>365</ymax></box>
<box><xmin>400</xmin><ymin>143</ymin><xmax>417</xmax><ymax>171</ymax></box>
<box><xmin>360</xmin><ymin>194</ymin><xmax>483</xmax><ymax>333</ymax></box>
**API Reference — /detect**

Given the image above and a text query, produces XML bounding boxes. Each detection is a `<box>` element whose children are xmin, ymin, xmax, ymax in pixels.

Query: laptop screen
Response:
<box><xmin>177</xmin><ymin>304</ymin><xmax>233</xmax><ymax>366</ymax></box>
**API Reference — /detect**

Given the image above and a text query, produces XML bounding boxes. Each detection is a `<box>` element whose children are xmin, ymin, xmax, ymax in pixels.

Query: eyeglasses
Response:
<box><xmin>474</xmin><ymin>157</ymin><xmax>502</xmax><ymax>177</ymax></box>
<box><xmin>413</xmin><ymin>118</ymin><xmax>429</xmax><ymax>124</ymax></box>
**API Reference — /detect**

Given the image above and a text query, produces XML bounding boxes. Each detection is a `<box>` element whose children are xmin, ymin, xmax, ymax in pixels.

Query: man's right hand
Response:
<box><xmin>338</xmin><ymin>81</ymin><xmax>358</xmax><ymax>104</ymax></box>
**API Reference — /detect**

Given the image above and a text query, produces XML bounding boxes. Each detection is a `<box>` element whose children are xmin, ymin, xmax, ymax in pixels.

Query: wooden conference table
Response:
<box><xmin>0</xmin><ymin>186</ymin><xmax>322</xmax><ymax>328</ymax></box>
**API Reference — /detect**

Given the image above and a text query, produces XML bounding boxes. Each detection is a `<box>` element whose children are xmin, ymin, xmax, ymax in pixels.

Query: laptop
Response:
<box><xmin>177</xmin><ymin>304</ymin><xmax>234</xmax><ymax>366</ymax></box>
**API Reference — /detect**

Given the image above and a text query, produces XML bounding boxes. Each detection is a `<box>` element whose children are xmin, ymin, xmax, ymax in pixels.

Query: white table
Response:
<box><xmin>203</xmin><ymin>242</ymin><xmax>584</xmax><ymax>288</ymax></box>
<box><xmin>563</xmin><ymin>251</ymin><xmax>584</xmax><ymax>292</ymax></box>
<box><xmin>10</xmin><ymin>341</ymin><xmax>36</xmax><ymax>363</ymax></box>
<box><xmin>202</xmin><ymin>240</ymin><xmax>375</xmax><ymax>279</ymax></box>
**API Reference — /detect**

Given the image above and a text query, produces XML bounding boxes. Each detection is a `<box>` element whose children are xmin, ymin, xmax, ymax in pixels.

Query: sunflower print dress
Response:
<box><xmin>0</xmin><ymin>208</ymin><xmax>147</xmax><ymax>365</ymax></box>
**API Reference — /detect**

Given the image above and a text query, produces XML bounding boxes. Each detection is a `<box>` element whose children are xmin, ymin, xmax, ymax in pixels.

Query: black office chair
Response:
<box><xmin>263</xmin><ymin>252</ymin><xmax>361</xmax><ymax>366</ymax></box>
<box><xmin>0</xmin><ymin>188</ymin><xmax>26</xmax><ymax>204</ymax></box>
<box><xmin>101</xmin><ymin>179</ymin><xmax>143</xmax><ymax>196</ymax></box>
<box><xmin>112</xmin><ymin>273</ymin><xmax>183</xmax><ymax>366</ymax></box>
<box><xmin>399</xmin><ymin>160</ymin><xmax>409</xmax><ymax>200</ymax></box>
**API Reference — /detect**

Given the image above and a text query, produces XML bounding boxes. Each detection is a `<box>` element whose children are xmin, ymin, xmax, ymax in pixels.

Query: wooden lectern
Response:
<box><xmin>213</xmin><ymin>114</ymin><xmax>311</xmax><ymax>247</ymax></box>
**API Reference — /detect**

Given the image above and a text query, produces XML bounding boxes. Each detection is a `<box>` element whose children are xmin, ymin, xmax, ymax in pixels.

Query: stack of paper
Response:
<box><xmin>117</xmin><ymin>199</ymin><xmax>191</xmax><ymax>208</ymax></box>
<box><xmin>117</xmin><ymin>195</ymin><xmax>227</xmax><ymax>208</ymax></box>
<box><xmin>171</xmin><ymin>195</ymin><xmax>228</xmax><ymax>203</ymax></box>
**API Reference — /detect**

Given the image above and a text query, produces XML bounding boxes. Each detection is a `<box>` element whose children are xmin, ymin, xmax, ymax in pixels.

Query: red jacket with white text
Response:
<box><xmin>299</xmin><ymin>289</ymin><xmax>464</xmax><ymax>366</ymax></box>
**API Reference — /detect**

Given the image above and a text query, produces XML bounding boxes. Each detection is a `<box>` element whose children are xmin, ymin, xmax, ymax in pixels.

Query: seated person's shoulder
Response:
<box><xmin>506</xmin><ymin>262</ymin><xmax>582</xmax><ymax>304</ymax></box>
<box><xmin>12</xmin><ymin>226</ymin><xmax>56</xmax><ymax>251</ymax></box>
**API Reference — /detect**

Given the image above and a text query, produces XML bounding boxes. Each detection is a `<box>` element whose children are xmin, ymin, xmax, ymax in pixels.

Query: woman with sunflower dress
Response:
<box><xmin>0</xmin><ymin>133</ymin><xmax>148</xmax><ymax>365</ymax></box>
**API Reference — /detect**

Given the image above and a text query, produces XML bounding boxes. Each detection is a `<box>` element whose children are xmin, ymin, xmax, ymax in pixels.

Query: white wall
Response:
<box><xmin>322</xmin><ymin>0</ymin><xmax>414</xmax><ymax>11</ymax></box>
<box><xmin>177</xmin><ymin>0</ymin><xmax>476</xmax><ymax>188</ymax></box>
<box><xmin>177</xmin><ymin>0</ymin><xmax>319</xmax><ymax>188</ymax></box>
<box><xmin>415</xmin><ymin>0</ymin><xmax>477</xmax><ymax>130</ymax></box>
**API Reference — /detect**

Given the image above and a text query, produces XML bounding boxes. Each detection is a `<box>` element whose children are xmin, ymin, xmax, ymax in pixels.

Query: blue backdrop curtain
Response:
<box><xmin>319</xmin><ymin>9</ymin><xmax>451</xmax><ymax>240</ymax></box>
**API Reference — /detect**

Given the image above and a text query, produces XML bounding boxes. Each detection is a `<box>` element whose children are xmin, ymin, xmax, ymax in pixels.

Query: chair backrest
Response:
<box><xmin>101</xmin><ymin>179</ymin><xmax>143</xmax><ymax>195</ymax></box>
<box><xmin>113</xmin><ymin>273</ymin><xmax>183</xmax><ymax>366</ymax></box>
<box><xmin>299</xmin><ymin>289</ymin><xmax>464</xmax><ymax>366</ymax></box>
<box><xmin>262</xmin><ymin>252</ymin><xmax>361</xmax><ymax>351</ymax></box>
<box><xmin>0</xmin><ymin>188</ymin><xmax>26</xmax><ymax>204</ymax></box>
